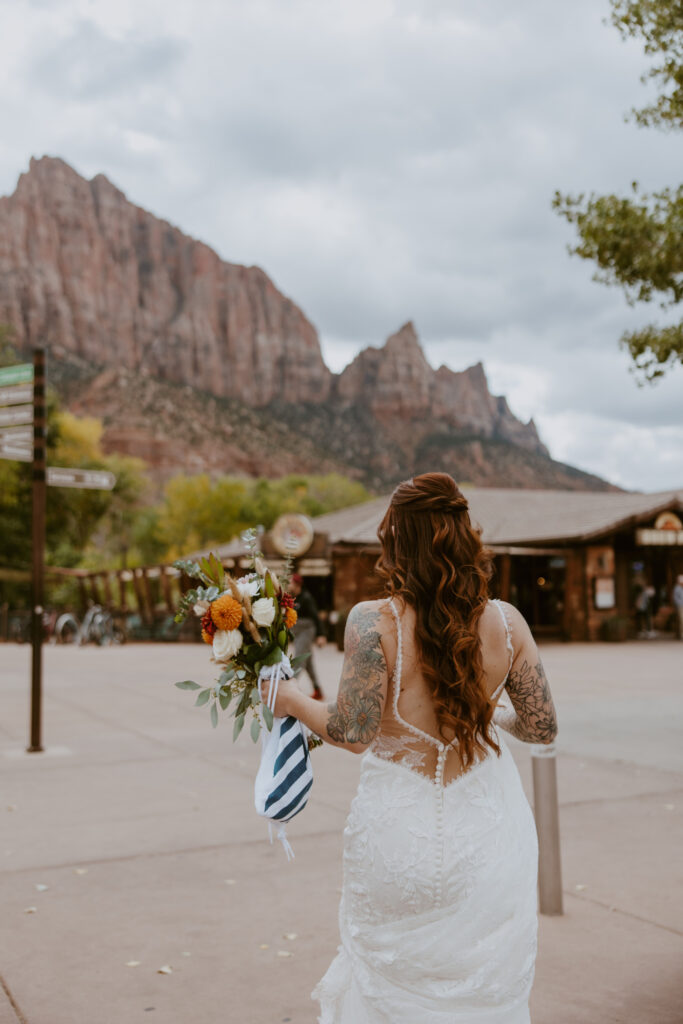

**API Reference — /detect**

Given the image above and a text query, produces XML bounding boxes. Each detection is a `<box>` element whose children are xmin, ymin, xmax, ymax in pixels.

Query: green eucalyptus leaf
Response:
<box><xmin>250</xmin><ymin>716</ymin><xmax>261</xmax><ymax>742</ymax></box>
<box><xmin>233</xmin><ymin>714</ymin><xmax>245</xmax><ymax>741</ymax></box>
<box><xmin>210</xmin><ymin>702</ymin><xmax>219</xmax><ymax>728</ymax></box>
<box><xmin>262</xmin><ymin>705</ymin><xmax>274</xmax><ymax>731</ymax></box>
<box><xmin>264</xmin><ymin>646</ymin><xmax>284</xmax><ymax>666</ymax></box>
<box><xmin>195</xmin><ymin>689</ymin><xmax>211</xmax><ymax>707</ymax></box>
<box><xmin>250</xmin><ymin>686</ymin><xmax>260</xmax><ymax>705</ymax></box>
<box><xmin>290</xmin><ymin>653</ymin><xmax>310</xmax><ymax>671</ymax></box>
<box><xmin>175</xmin><ymin>680</ymin><xmax>201</xmax><ymax>690</ymax></box>
<box><xmin>218</xmin><ymin>691</ymin><xmax>230</xmax><ymax>711</ymax></box>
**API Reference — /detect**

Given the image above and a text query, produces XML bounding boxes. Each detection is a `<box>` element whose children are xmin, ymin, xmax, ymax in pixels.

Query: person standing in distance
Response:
<box><xmin>289</xmin><ymin>573</ymin><xmax>326</xmax><ymax>699</ymax></box>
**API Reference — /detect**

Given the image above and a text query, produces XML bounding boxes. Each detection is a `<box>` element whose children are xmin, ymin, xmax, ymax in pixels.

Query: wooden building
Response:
<box><xmin>300</xmin><ymin>487</ymin><xmax>683</xmax><ymax>641</ymax></box>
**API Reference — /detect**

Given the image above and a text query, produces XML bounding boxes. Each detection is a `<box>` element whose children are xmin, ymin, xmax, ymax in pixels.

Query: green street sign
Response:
<box><xmin>0</xmin><ymin>363</ymin><xmax>34</xmax><ymax>387</ymax></box>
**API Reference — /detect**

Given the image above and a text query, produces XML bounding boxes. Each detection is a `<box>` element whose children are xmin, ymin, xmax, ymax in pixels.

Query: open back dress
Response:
<box><xmin>312</xmin><ymin>598</ymin><xmax>539</xmax><ymax>1024</ymax></box>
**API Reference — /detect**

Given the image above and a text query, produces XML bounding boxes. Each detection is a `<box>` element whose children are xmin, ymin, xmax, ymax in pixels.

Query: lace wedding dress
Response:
<box><xmin>313</xmin><ymin>599</ymin><xmax>538</xmax><ymax>1023</ymax></box>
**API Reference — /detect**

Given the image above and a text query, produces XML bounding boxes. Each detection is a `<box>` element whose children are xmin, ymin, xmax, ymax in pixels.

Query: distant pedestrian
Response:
<box><xmin>673</xmin><ymin>575</ymin><xmax>683</xmax><ymax>641</ymax></box>
<box><xmin>635</xmin><ymin>584</ymin><xmax>655</xmax><ymax>638</ymax></box>
<box><xmin>289</xmin><ymin>573</ymin><xmax>327</xmax><ymax>699</ymax></box>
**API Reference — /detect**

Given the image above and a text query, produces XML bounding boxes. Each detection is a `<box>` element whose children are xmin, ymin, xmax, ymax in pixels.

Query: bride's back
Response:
<box><xmin>370</xmin><ymin>597</ymin><xmax>514</xmax><ymax>785</ymax></box>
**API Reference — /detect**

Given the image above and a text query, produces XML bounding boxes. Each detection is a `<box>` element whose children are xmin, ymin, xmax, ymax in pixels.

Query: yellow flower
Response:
<box><xmin>211</xmin><ymin>595</ymin><xmax>243</xmax><ymax>632</ymax></box>
<box><xmin>284</xmin><ymin>608</ymin><xmax>298</xmax><ymax>629</ymax></box>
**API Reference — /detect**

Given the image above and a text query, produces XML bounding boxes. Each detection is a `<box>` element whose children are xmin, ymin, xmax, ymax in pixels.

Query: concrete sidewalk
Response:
<box><xmin>1</xmin><ymin>640</ymin><xmax>682</xmax><ymax>1024</ymax></box>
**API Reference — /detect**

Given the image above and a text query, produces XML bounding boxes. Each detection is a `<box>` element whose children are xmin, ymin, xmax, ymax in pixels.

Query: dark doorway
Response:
<box><xmin>510</xmin><ymin>555</ymin><xmax>567</xmax><ymax>636</ymax></box>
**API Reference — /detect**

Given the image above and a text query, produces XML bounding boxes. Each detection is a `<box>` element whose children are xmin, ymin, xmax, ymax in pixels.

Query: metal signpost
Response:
<box><xmin>29</xmin><ymin>351</ymin><xmax>46</xmax><ymax>752</ymax></box>
<box><xmin>0</xmin><ymin>350</ymin><xmax>116</xmax><ymax>753</ymax></box>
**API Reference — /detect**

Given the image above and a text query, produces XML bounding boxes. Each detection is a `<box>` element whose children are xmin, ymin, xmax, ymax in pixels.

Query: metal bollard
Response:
<box><xmin>531</xmin><ymin>742</ymin><xmax>563</xmax><ymax>915</ymax></box>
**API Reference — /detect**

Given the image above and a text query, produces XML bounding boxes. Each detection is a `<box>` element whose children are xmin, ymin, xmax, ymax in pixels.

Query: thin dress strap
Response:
<box><xmin>491</xmin><ymin>599</ymin><xmax>513</xmax><ymax>701</ymax></box>
<box><xmin>387</xmin><ymin>597</ymin><xmax>443</xmax><ymax>749</ymax></box>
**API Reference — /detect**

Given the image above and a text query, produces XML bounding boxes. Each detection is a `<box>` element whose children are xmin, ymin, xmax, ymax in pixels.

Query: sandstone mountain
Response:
<box><xmin>0</xmin><ymin>157</ymin><xmax>615</xmax><ymax>492</ymax></box>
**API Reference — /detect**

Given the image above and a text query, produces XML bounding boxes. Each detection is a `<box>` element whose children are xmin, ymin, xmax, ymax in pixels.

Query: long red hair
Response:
<box><xmin>375</xmin><ymin>472</ymin><xmax>500</xmax><ymax>768</ymax></box>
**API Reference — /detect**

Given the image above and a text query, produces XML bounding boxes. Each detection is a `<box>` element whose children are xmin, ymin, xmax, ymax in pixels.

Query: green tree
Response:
<box><xmin>553</xmin><ymin>0</ymin><xmax>683</xmax><ymax>380</ymax></box>
<box><xmin>153</xmin><ymin>472</ymin><xmax>371</xmax><ymax>560</ymax></box>
<box><xmin>0</xmin><ymin>334</ymin><xmax>151</xmax><ymax>605</ymax></box>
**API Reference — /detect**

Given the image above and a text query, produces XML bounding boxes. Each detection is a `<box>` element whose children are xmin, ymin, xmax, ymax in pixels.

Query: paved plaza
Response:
<box><xmin>1</xmin><ymin>638</ymin><xmax>682</xmax><ymax>1024</ymax></box>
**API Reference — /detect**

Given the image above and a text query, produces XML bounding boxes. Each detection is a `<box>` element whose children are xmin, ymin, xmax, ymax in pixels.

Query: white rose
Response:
<box><xmin>251</xmin><ymin>597</ymin><xmax>276</xmax><ymax>628</ymax></box>
<box><xmin>235</xmin><ymin>575</ymin><xmax>260</xmax><ymax>598</ymax></box>
<box><xmin>212</xmin><ymin>629</ymin><xmax>243</xmax><ymax>662</ymax></box>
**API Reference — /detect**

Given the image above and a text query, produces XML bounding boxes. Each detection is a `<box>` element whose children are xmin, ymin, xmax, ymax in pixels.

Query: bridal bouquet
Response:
<box><xmin>172</xmin><ymin>536</ymin><xmax>307</xmax><ymax>743</ymax></box>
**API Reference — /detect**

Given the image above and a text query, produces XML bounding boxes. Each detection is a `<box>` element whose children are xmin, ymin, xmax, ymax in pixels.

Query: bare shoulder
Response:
<box><xmin>493</xmin><ymin>600</ymin><xmax>535</xmax><ymax>645</ymax></box>
<box><xmin>346</xmin><ymin>599</ymin><xmax>392</xmax><ymax>630</ymax></box>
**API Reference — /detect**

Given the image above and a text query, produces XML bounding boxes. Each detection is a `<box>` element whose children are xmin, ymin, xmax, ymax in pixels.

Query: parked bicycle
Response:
<box><xmin>54</xmin><ymin>605</ymin><xmax>126</xmax><ymax>646</ymax></box>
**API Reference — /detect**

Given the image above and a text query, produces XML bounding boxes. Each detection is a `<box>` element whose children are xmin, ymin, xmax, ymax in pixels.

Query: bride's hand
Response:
<box><xmin>259</xmin><ymin>675</ymin><xmax>301</xmax><ymax>718</ymax></box>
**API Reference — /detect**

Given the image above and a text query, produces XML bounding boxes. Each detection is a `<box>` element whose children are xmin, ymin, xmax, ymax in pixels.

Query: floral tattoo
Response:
<box><xmin>504</xmin><ymin>658</ymin><xmax>558</xmax><ymax>743</ymax></box>
<box><xmin>326</xmin><ymin>606</ymin><xmax>386</xmax><ymax>746</ymax></box>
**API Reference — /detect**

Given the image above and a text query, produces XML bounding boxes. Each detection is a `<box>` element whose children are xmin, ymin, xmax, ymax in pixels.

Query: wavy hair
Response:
<box><xmin>375</xmin><ymin>472</ymin><xmax>500</xmax><ymax>768</ymax></box>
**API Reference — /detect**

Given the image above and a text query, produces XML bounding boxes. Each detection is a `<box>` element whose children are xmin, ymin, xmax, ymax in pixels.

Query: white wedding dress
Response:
<box><xmin>313</xmin><ymin>600</ymin><xmax>538</xmax><ymax>1023</ymax></box>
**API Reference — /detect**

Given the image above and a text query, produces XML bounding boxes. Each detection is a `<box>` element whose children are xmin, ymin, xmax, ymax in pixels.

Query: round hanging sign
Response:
<box><xmin>654</xmin><ymin>511</ymin><xmax>683</xmax><ymax>531</ymax></box>
<box><xmin>270</xmin><ymin>513</ymin><xmax>314</xmax><ymax>557</ymax></box>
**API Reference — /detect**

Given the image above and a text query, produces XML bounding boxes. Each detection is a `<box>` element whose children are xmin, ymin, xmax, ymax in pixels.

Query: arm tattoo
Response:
<box><xmin>326</xmin><ymin>606</ymin><xmax>386</xmax><ymax>746</ymax></box>
<box><xmin>504</xmin><ymin>658</ymin><xmax>558</xmax><ymax>744</ymax></box>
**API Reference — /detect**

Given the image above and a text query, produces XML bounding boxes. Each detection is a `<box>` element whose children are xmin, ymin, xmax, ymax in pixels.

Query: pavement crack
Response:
<box><xmin>565</xmin><ymin>890</ymin><xmax>683</xmax><ymax>938</ymax></box>
<box><xmin>0</xmin><ymin>972</ymin><xmax>28</xmax><ymax>1024</ymax></box>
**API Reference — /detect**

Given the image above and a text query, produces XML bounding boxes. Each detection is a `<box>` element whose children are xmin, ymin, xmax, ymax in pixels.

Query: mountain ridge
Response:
<box><xmin>0</xmin><ymin>156</ymin><xmax>617</xmax><ymax>492</ymax></box>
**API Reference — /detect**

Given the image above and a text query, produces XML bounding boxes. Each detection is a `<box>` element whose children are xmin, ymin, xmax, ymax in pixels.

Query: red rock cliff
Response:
<box><xmin>0</xmin><ymin>156</ymin><xmax>331</xmax><ymax>404</ymax></box>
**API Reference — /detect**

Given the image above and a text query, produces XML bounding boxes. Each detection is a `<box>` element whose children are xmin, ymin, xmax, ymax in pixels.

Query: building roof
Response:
<box><xmin>193</xmin><ymin>486</ymin><xmax>683</xmax><ymax>562</ymax></box>
<box><xmin>311</xmin><ymin>486</ymin><xmax>683</xmax><ymax>548</ymax></box>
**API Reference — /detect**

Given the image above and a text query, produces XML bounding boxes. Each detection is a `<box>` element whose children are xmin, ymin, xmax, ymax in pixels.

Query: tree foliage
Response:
<box><xmin>553</xmin><ymin>0</ymin><xmax>683</xmax><ymax>381</ymax></box>
<box><xmin>154</xmin><ymin>471</ymin><xmax>370</xmax><ymax>560</ymax></box>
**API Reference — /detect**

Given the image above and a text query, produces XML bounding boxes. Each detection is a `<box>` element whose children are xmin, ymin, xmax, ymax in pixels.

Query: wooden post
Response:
<box><xmin>531</xmin><ymin>743</ymin><xmax>563</xmax><ymax>915</ymax></box>
<box><xmin>160</xmin><ymin>566</ymin><xmax>174</xmax><ymax>612</ymax></box>
<box><xmin>28</xmin><ymin>348</ymin><xmax>45</xmax><ymax>753</ymax></box>
<box><xmin>118</xmin><ymin>571</ymin><xmax>128</xmax><ymax>612</ymax></box>
<box><xmin>499</xmin><ymin>553</ymin><xmax>511</xmax><ymax>601</ymax></box>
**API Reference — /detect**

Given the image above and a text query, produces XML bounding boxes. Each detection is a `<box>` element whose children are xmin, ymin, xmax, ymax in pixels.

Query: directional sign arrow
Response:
<box><xmin>0</xmin><ymin>425</ymin><xmax>33</xmax><ymax>445</ymax></box>
<box><xmin>0</xmin><ymin>383</ymin><xmax>33</xmax><ymax>406</ymax></box>
<box><xmin>46</xmin><ymin>467</ymin><xmax>116</xmax><ymax>490</ymax></box>
<box><xmin>0</xmin><ymin>363</ymin><xmax>33</xmax><ymax>387</ymax></box>
<box><xmin>0</xmin><ymin>405</ymin><xmax>33</xmax><ymax>427</ymax></box>
<box><xmin>0</xmin><ymin>444</ymin><xmax>32</xmax><ymax>463</ymax></box>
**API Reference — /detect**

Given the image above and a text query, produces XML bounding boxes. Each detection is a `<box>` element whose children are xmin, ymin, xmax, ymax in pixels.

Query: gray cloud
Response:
<box><xmin>32</xmin><ymin>20</ymin><xmax>185</xmax><ymax>100</ymax></box>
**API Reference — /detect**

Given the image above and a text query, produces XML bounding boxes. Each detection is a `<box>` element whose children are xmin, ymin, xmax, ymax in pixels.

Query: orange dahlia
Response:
<box><xmin>284</xmin><ymin>607</ymin><xmax>298</xmax><ymax>629</ymax></box>
<box><xmin>211</xmin><ymin>594</ymin><xmax>243</xmax><ymax>632</ymax></box>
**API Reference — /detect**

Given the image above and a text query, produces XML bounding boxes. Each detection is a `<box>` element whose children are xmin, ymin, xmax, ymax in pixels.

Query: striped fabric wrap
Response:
<box><xmin>254</xmin><ymin>656</ymin><xmax>313</xmax><ymax>859</ymax></box>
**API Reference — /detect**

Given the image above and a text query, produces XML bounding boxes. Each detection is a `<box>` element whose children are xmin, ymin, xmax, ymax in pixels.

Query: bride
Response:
<box><xmin>265</xmin><ymin>472</ymin><xmax>558</xmax><ymax>1023</ymax></box>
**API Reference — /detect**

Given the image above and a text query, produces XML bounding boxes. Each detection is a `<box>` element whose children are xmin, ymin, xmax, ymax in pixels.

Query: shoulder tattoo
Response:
<box><xmin>326</xmin><ymin>606</ymin><xmax>386</xmax><ymax>746</ymax></box>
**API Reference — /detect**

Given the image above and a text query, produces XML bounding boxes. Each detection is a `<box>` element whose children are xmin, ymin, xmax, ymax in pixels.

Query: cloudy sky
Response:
<box><xmin>2</xmin><ymin>0</ymin><xmax>683</xmax><ymax>491</ymax></box>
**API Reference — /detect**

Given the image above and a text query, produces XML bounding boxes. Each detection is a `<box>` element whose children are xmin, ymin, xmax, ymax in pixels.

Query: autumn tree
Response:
<box><xmin>553</xmin><ymin>0</ymin><xmax>683</xmax><ymax>380</ymax></box>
